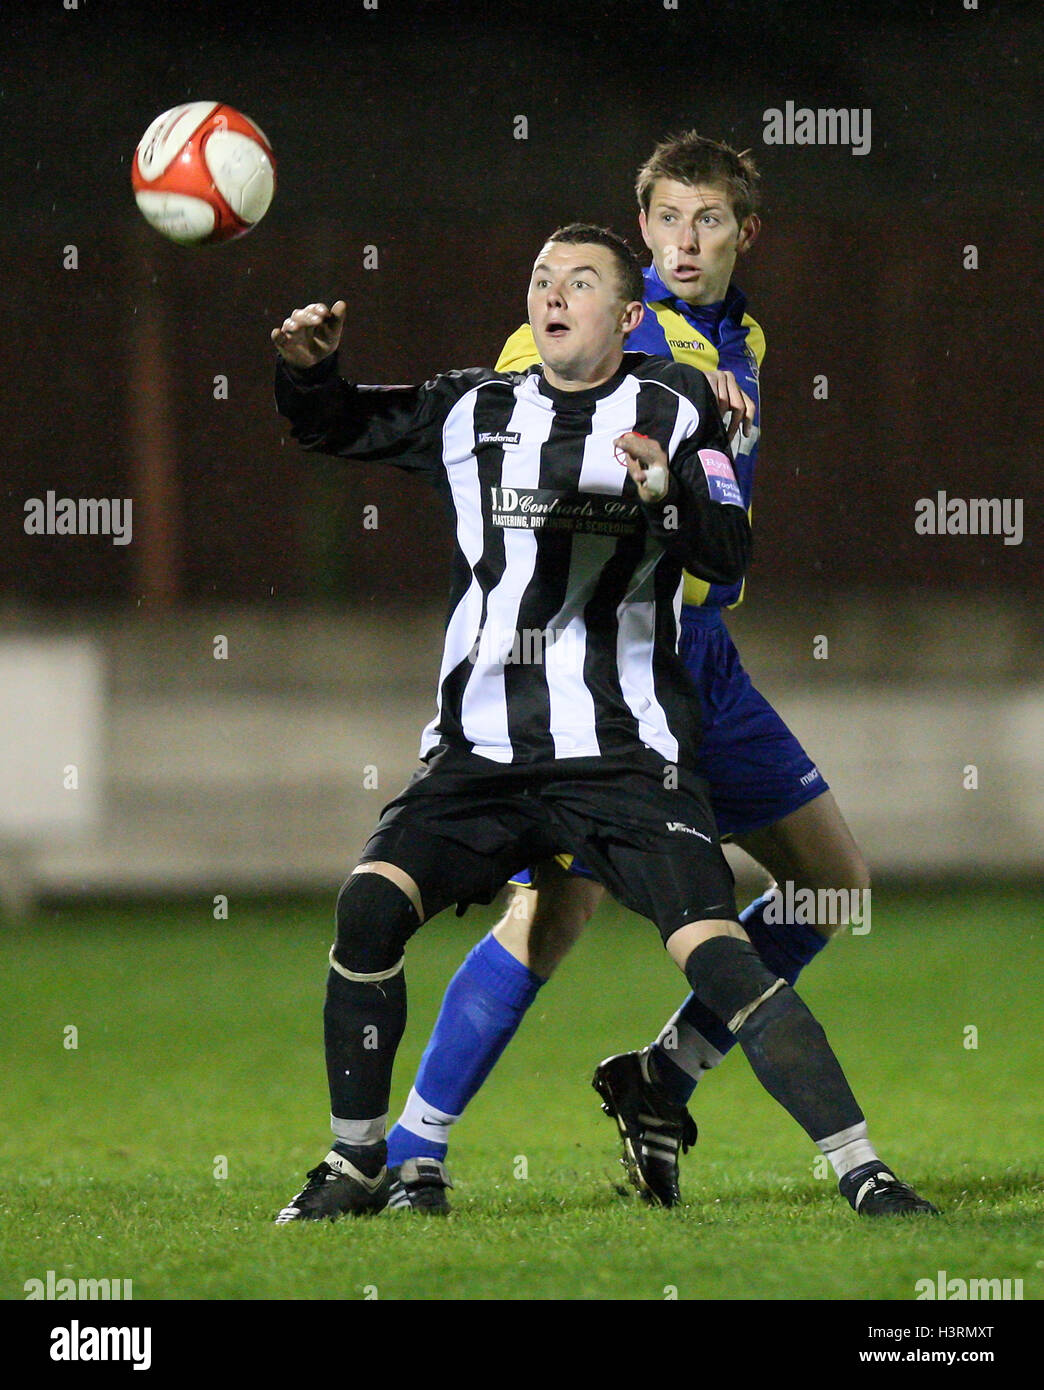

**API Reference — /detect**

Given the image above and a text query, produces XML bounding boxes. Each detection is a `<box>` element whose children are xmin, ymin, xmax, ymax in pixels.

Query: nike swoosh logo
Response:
<box><xmin>420</xmin><ymin>1116</ymin><xmax>444</xmax><ymax>1126</ymax></box>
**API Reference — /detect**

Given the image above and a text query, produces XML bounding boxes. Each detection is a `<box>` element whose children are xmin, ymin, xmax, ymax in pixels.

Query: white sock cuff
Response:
<box><xmin>817</xmin><ymin>1120</ymin><xmax>869</xmax><ymax>1154</ymax></box>
<box><xmin>331</xmin><ymin>1113</ymin><xmax>387</xmax><ymax>1146</ymax></box>
<box><xmin>655</xmin><ymin>1015</ymin><xmax>726</xmax><ymax>1081</ymax></box>
<box><xmin>395</xmin><ymin>1086</ymin><xmax>460</xmax><ymax>1144</ymax></box>
<box><xmin>817</xmin><ymin>1120</ymin><xmax>878</xmax><ymax>1180</ymax></box>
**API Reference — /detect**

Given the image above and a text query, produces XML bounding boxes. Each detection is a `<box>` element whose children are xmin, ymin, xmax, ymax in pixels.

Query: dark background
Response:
<box><xmin>1</xmin><ymin>0</ymin><xmax>1039</xmax><ymax>608</ymax></box>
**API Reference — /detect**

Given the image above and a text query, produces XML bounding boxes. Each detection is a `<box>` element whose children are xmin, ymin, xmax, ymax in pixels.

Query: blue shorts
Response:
<box><xmin>513</xmin><ymin>605</ymin><xmax>827</xmax><ymax>884</ymax></box>
<box><xmin>680</xmin><ymin>605</ymin><xmax>827</xmax><ymax>838</ymax></box>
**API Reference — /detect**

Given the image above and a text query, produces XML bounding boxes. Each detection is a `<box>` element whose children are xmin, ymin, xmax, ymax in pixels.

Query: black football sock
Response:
<box><xmin>324</xmin><ymin>961</ymin><xmax>407</xmax><ymax>1156</ymax></box>
<box><xmin>734</xmin><ymin>988</ymin><xmax>864</xmax><ymax>1142</ymax></box>
<box><xmin>684</xmin><ymin>936</ymin><xmax>863</xmax><ymax>1143</ymax></box>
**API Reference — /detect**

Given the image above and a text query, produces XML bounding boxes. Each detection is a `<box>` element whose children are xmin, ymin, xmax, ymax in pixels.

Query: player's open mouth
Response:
<box><xmin>545</xmin><ymin>322</ymin><xmax>570</xmax><ymax>336</ymax></box>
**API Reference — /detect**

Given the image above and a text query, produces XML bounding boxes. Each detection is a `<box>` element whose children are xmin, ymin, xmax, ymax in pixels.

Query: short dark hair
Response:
<box><xmin>545</xmin><ymin>223</ymin><xmax>645</xmax><ymax>306</ymax></box>
<box><xmin>635</xmin><ymin>132</ymin><xmax>760</xmax><ymax>225</ymax></box>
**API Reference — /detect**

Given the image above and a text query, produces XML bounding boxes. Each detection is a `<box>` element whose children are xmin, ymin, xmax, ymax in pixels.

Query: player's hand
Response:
<box><xmin>614</xmin><ymin>431</ymin><xmax>670</xmax><ymax>503</ymax></box>
<box><xmin>702</xmin><ymin>369</ymin><xmax>755</xmax><ymax>443</ymax></box>
<box><xmin>271</xmin><ymin>300</ymin><xmax>347</xmax><ymax>368</ymax></box>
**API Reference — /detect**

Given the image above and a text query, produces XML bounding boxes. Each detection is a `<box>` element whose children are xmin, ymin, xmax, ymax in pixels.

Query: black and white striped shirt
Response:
<box><xmin>276</xmin><ymin>352</ymin><xmax>750</xmax><ymax>768</ymax></box>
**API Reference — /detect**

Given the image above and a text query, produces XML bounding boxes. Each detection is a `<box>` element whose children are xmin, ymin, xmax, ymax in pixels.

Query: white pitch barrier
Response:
<box><xmin>0</xmin><ymin>637</ymin><xmax>104</xmax><ymax>917</ymax></box>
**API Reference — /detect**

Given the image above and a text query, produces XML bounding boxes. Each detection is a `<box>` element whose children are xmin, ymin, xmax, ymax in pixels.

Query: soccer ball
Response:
<box><xmin>131</xmin><ymin>102</ymin><xmax>276</xmax><ymax>246</ymax></box>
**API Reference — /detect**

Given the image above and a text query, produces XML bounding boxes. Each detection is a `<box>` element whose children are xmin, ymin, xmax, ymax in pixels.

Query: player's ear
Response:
<box><xmin>638</xmin><ymin>208</ymin><xmax>653</xmax><ymax>251</ymax></box>
<box><xmin>621</xmin><ymin>300</ymin><xmax>644</xmax><ymax>334</ymax></box>
<box><xmin>736</xmin><ymin>214</ymin><xmax>761</xmax><ymax>254</ymax></box>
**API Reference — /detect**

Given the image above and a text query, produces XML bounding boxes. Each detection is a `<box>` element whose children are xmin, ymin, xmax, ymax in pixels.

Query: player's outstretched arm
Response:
<box><xmin>271</xmin><ymin>300</ymin><xmax>347</xmax><ymax>369</ymax></box>
<box><xmin>273</xmin><ymin>311</ymin><xmax>489</xmax><ymax>474</ymax></box>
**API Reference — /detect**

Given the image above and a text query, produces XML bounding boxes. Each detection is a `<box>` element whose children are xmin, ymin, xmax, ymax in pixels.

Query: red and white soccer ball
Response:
<box><xmin>131</xmin><ymin>102</ymin><xmax>276</xmax><ymax>246</ymax></box>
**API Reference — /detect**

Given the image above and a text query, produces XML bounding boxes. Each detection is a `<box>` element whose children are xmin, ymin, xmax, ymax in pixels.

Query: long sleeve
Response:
<box><xmin>275</xmin><ymin>352</ymin><xmax>471</xmax><ymax>478</ymax></box>
<box><xmin>641</xmin><ymin>375</ymin><xmax>751</xmax><ymax>584</ymax></box>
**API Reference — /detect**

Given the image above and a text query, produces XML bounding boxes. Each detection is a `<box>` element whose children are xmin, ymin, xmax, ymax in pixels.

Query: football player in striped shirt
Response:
<box><xmin>380</xmin><ymin>136</ymin><xmax>933</xmax><ymax>1220</ymax></box>
<box><xmin>271</xmin><ymin>224</ymin><xmax>935</xmax><ymax>1224</ymax></box>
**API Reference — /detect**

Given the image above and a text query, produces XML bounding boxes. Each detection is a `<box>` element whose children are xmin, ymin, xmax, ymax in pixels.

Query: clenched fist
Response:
<box><xmin>271</xmin><ymin>300</ymin><xmax>347</xmax><ymax>369</ymax></box>
<box><xmin>614</xmin><ymin>431</ymin><xmax>670</xmax><ymax>503</ymax></box>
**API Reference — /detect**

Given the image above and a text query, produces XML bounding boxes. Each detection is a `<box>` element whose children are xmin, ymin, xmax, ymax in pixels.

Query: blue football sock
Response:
<box><xmin>651</xmin><ymin>888</ymin><xmax>830</xmax><ymax>1105</ymax></box>
<box><xmin>386</xmin><ymin>933</ymin><xmax>544</xmax><ymax>1166</ymax></box>
<box><xmin>741</xmin><ymin>887</ymin><xmax>832</xmax><ymax>983</ymax></box>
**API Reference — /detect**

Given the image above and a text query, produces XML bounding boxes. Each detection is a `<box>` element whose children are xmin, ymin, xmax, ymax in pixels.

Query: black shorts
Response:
<box><xmin>357</xmin><ymin>744</ymin><xmax>737</xmax><ymax>944</ymax></box>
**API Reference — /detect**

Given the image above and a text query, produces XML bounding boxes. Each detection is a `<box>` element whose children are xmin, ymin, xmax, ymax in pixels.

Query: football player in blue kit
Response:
<box><xmin>379</xmin><ymin>134</ymin><xmax>921</xmax><ymax>1220</ymax></box>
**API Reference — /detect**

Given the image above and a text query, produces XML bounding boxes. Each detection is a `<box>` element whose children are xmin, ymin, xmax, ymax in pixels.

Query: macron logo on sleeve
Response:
<box><xmin>698</xmin><ymin>449</ymin><xmax>744</xmax><ymax>507</ymax></box>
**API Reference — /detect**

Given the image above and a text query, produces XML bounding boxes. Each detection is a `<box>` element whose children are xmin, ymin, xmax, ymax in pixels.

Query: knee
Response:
<box><xmin>848</xmin><ymin>852</ymin><xmax>871</xmax><ymax>896</ymax></box>
<box><xmin>785</xmin><ymin>842</ymin><xmax>871</xmax><ymax>939</ymax></box>
<box><xmin>812</xmin><ymin>851</ymin><xmax>871</xmax><ymax>939</ymax></box>
<box><xmin>532</xmin><ymin>886</ymin><xmax>601</xmax><ymax>939</ymax></box>
<box><xmin>529</xmin><ymin>876</ymin><xmax>601</xmax><ymax>957</ymax></box>
<box><xmin>795</xmin><ymin>844</ymin><xmax>870</xmax><ymax>898</ymax></box>
<box><xmin>515</xmin><ymin>874</ymin><xmax>601</xmax><ymax>978</ymax></box>
<box><xmin>682</xmin><ymin>934</ymin><xmax>785</xmax><ymax>1034</ymax></box>
<box><xmin>334</xmin><ymin>871</ymin><xmax>420</xmax><ymax>975</ymax></box>
<box><xmin>834</xmin><ymin>850</ymin><xmax>871</xmax><ymax>932</ymax></box>
<box><xmin>531</xmin><ymin>863</ymin><xmax>603</xmax><ymax>933</ymax></box>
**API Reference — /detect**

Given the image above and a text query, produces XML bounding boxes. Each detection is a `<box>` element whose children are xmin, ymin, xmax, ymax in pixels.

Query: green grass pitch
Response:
<box><xmin>2</xmin><ymin>888</ymin><xmax>1040</xmax><ymax>1302</ymax></box>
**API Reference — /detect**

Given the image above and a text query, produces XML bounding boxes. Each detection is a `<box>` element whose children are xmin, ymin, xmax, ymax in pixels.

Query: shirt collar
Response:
<box><xmin>530</xmin><ymin>359</ymin><xmax>631</xmax><ymax>407</ymax></box>
<box><xmin>642</xmin><ymin>265</ymin><xmax>747</xmax><ymax>327</ymax></box>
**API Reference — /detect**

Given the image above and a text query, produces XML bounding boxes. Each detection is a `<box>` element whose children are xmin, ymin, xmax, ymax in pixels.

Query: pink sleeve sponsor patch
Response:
<box><xmin>697</xmin><ymin>448</ymin><xmax>744</xmax><ymax>507</ymax></box>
